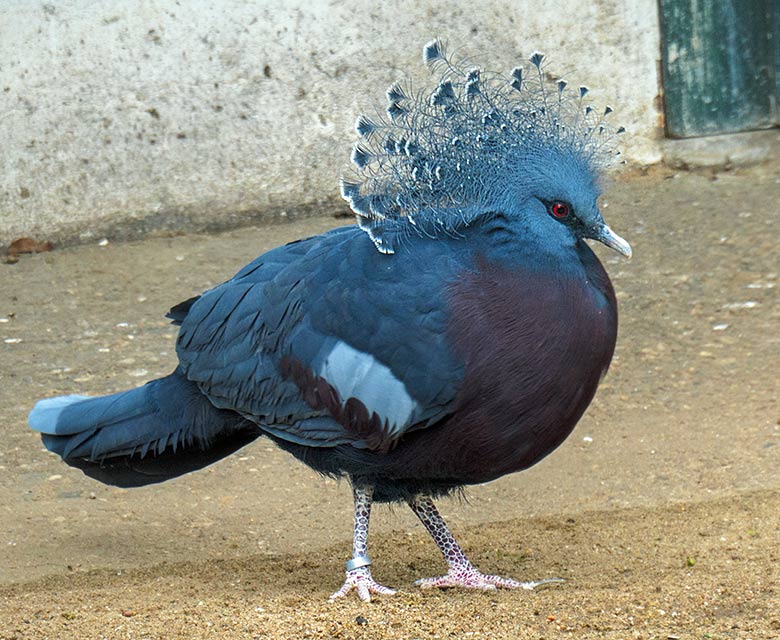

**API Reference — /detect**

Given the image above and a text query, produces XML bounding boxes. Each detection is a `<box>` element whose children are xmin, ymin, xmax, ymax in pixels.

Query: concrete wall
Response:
<box><xmin>0</xmin><ymin>0</ymin><xmax>663</xmax><ymax>248</ymax></box>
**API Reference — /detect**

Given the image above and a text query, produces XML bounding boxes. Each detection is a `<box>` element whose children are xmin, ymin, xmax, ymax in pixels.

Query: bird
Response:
<box><xmin>29</xmin><ymin>39</ymin><xmax>631</xmax><ymax>602</ymax></box>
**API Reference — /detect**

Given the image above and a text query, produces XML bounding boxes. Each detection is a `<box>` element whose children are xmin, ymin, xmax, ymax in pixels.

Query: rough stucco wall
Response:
<box><xmin>0</xmin><ymin>0</ymin><xmax>662</xmax><ymax>247</ymax></box>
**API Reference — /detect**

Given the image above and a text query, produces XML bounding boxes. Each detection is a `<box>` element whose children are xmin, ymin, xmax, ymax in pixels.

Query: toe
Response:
<box><xmin>329</xmin><ymin>568</ymin><xmax>396</xmax><ymax>602</ymax></box>
<box><xmin>356</xmin><ymin>582</ymin><xmax>371</xmax><ymax>602</ymax></box>
<box><xmin>374</xmin><ymin>584</ymin><xmax>397</xmax><ymax>596</ymax></box>
<box><xmin>415</xmin><ymin>568</ymin><xmax>562</xmax><ymax>592</ymax></box>
<box><xmin>329</xmin><ymin>584</ymin><xmax>350</xmax><ymax>600</ymax></box>
<box><xmin>481</xmin><ymin>573</ymin><xmax>522</xmax><ymax>589</ymax></box>
<box><xmin>414</xmin><ymin>575</ymin><xmax>453</xmax><ymax>589</ymax></box>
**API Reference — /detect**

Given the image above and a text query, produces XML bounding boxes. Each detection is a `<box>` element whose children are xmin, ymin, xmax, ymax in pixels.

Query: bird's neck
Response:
<box><xmin>475</xmin><ymin>235</ymin><xmax>584</xmax><ymax>277</ymax></box>
<box><xmin>468</xmin><ymin>234</ymin><xmax>614</xmax><ymax>315</ymax></box>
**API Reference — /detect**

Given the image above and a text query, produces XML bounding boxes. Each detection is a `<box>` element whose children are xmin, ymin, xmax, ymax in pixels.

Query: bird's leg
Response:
<box><xmin>408</xmin><ymin>495</ymin><xmax>562</xmax><ymax>591</ymax></box>
<box><xmin>329</xmin><ymin>484</ymin><xmax>396</xmax><ymax>602</ymax></box>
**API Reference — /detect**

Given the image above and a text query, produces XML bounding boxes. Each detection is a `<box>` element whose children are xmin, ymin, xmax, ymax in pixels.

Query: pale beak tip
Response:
<box><xmin>598</xmin><ymin>224</ymin><xmax>632</xmax><ymax>259</ymax></box>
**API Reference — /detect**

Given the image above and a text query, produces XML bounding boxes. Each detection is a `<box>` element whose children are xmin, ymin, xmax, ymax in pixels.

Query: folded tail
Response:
<box><xmin>29</xmin><ymin>369</ymin><xmax>260</xmax><ymax>487</ymax></box>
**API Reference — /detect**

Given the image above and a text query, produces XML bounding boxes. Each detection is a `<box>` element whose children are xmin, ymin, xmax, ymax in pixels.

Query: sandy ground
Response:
<box><xmin>0</xmin><ymin>163</ymin><xmax>778</xmax><ymax>639</ymax></box>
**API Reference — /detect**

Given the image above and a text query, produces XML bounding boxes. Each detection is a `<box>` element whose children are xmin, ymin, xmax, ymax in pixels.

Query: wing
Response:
<box><xmin>174</xmin><ymin>226</ymin><xmax>465</xmax><ymax>452</ymax></box>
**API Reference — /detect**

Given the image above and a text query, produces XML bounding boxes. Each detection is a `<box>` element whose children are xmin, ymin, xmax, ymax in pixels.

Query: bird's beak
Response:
<box><xmin>593</xmin><ymin>223</ymin><xmax>632</xmax><ymax>259</ymax></box>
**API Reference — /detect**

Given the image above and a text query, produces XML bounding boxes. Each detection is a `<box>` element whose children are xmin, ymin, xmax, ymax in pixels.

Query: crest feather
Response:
<box><xmin>341</xmin><ymin>40</ymin><xmax>624</xmax><ymax>253</ymax></box>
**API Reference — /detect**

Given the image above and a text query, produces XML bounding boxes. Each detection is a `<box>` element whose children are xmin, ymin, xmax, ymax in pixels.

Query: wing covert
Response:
<box><xmin>174</xmin><ymin>226</ymin><xmax>466</xmax><ymax>450</ymax></box>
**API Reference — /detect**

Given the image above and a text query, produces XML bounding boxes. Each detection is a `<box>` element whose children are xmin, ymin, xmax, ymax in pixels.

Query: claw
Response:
<box><xmin>330</xmin><ymin>566</ymin><xmax>396</xmax><ymax>602</ymax></box>
<box><xmin>521</xmin><ymin>577</ymin><xmax>565</xmax><ymax>590</ymax></box>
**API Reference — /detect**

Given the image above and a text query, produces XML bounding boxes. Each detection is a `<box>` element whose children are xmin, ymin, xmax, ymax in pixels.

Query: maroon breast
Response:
<box><xmin>393</xmin><ymin>251</ymin><xmax>618</xmax><ymax>485</ymax></box>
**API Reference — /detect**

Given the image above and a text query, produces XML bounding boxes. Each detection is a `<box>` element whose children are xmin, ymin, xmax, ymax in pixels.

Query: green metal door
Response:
<box><xmin>660</xmin><ymin>0</ymin><xmax>780</xmax><ymax>138</ymax></box>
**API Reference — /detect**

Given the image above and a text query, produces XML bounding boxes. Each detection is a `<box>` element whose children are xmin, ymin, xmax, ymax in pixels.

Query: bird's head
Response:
<box><xmin>494</xmin><ymin>143</ymin><xmax>631</xmax><ymax>258</ymax></box>
<box><xmin>341</xmin><ymin>39</ymin><xmax>630</xmax><ymax>259</ymax></box>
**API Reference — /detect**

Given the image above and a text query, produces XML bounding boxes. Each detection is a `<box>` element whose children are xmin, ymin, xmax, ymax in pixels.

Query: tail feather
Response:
<box><xmin>29</xmin><ymin>370</ymin><xmax>261</xmax><ymax>487</ymax></box>
<box><xmin>29</xmin><ymin>394</ymin><xmax>91</xmax><ymax>434</ymax></box>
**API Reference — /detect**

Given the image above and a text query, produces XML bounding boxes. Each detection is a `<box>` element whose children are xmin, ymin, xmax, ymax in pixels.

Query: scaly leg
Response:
<box><xmin>408</xmin><ymin>495</ymin><xmax>562</xmax><ymax>591</ymax></box>
<box><xmin>330</xmin><ymin>484</ymin><xmax>397</xmax><ymax>602</ymax></box>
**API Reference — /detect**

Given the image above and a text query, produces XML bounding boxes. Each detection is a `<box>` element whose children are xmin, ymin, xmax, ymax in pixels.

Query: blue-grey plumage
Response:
<box><xmin>29</xmin><ymin>39</ymin><xmax>632</xmax><ymax>600</ymax></box>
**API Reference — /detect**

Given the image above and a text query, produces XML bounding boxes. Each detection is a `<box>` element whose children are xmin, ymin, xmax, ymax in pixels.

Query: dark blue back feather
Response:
<box><xmin>175</xmin><ymin>226</ymin><xmax>466</xmax><ymax>452</ymax></box>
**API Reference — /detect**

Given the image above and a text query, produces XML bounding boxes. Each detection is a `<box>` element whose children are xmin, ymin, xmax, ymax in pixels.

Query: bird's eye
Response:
<box><xmin>549</xmin><ymin>201</ymin><xmax>570</xmax><ymax>219</ymax></box>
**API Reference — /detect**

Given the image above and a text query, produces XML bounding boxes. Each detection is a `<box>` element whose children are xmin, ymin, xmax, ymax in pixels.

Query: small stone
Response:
<box><xmin>722</xmin><ymin>301</ymin><xmax>759</xmax><ymax>310</ymax></box>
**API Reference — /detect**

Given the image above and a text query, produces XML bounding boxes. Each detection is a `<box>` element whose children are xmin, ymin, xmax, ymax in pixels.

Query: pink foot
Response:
<box><xmin>415</xmin><ymin>564</ymin><xmax>563</xmax><ymax>591</ymax></box>
<box><xmin>330</xmin><ymin>567</ymin><xmax>397</xmax><ymax>602</ymax></box>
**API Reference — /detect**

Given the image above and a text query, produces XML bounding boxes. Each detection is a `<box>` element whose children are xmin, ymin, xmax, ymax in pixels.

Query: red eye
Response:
<box><xmin>550</xmin><ymin>202</ymin><xmax>570</xmax><ymax>219</ymax></box>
